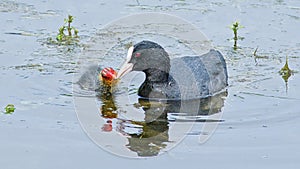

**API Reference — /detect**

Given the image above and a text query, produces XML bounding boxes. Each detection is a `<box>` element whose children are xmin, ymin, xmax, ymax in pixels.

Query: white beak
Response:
<box><xmin>116</xmin><ymin>46</ymin><xmax>134</xmax><ymax>79</ymax></box>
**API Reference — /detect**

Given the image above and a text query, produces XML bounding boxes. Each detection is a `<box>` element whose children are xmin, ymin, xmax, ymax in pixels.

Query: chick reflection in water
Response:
<box><xmin>97</xmin><ymin>67</ymin><xmax>118</xmax><ymax>126</ymax></box>
<box><xmin>98</xmin><ymin>70</ymin><xmax>169</xmax><ymax>156</ymax></box>
<box><xmin>97</xmin><ymin>70</ymin><xmax>227</xmax><ymax>156</ymax></box>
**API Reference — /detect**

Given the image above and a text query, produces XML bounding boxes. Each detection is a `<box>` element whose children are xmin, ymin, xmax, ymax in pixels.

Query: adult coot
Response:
<box><xmin>116</xmin><ymin>40</ymin><xmax>228</xmax><ymax>100</ymax></box>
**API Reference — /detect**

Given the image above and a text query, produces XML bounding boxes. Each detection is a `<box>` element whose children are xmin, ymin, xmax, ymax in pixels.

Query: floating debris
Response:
<box><xmin>5</xmin><ymin>32</ymin><xmax>36</xmax><ymax>36</ymax></box>
<box><xmin>14</xmin><ymin>63</ymin><xmax>44</xmax><ymax>71</ymax></box>
<box><xmin>253</xmin><ymin>47</ymin><xmax>269</xmax><ymax>64</ymax></box>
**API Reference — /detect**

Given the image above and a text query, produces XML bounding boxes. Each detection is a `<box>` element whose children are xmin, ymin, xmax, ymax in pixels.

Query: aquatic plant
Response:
<box><xmin>4</xmin><ymin>104</ymin><xmax>15</xmax><ymax>114</ymax></box>
<box><xmin>279</xmin><ymin>56</ymin><xmax>294</xmax><ymax>93</ymax></box>
<box><xmin>230</xmin><ymin>21</ymin><xmax>244</xmax><ymax>50</ymax></box>
<box><xmin>279</xmin><ymin>56</ymin><xmax>293</xmax><ymax>83</ymax></box>
<box><xmin>52</xmin><ymin>15</ymin><xmax>79</xmax><ymax>45</ymax></box>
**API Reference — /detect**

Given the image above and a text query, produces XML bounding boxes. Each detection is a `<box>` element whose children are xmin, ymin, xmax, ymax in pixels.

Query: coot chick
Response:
<box><xmin>77</xmin><ymin>66</ymin><xmax>117</xmax><ymax>94</ymax></box>
<box><xmin>99</xmin><ymin>67</ymin><xmax>117</xmax><ymax>86</ymax></box>
<box><xmin>116</xmin><ymin>40</ymin><xmax>228</xmax><ymax>100</ymax></box>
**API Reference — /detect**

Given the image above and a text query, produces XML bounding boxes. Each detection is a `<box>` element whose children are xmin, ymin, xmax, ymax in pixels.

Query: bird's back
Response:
<box><xmin>168</xmin><ymin>49</ymin><xmax>228</xmax><ymax>99</ymax></box>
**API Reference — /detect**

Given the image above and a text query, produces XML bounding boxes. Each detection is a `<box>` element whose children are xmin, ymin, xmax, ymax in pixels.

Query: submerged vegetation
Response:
<box><xmin>227</xmin><ymin>22</ymin><xmax>296</xmax><ymax>93</ymax></box>
<box><xmin>230</xmin><ymin>21</ymin><xmax>244</xmax><ymax>50</ymax></box>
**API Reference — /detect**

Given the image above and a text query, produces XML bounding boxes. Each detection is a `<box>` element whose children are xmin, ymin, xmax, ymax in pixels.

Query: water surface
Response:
<box><xmin>0</xmin><ymin>0</ymin><xmax>299</xmax><ymax>168</ymax></box>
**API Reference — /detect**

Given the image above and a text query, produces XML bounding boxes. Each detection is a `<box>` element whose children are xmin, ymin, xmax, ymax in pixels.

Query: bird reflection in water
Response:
<box><xmin>97</xmin><ymin>88</ymin><xmax>227</xmax><ymax>157</ymax></box>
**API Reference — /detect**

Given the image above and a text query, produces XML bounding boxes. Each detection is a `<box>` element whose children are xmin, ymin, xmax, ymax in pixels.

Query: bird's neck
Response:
<box><xmin>144</xmin><ymin>68</ymin><xmax>169</xmax><ymax>83</ymax></box>
<box><xmin>138</xmin><ymin>68</ymin><xmax>170</xmax><ymax>98</ymax></box>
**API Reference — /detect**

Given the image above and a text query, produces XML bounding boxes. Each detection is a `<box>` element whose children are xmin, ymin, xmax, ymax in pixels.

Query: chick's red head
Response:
<box><xmin>100</xmin><ymin>67</ymin><xmax>117</xmax><ymax>82</ymax></box>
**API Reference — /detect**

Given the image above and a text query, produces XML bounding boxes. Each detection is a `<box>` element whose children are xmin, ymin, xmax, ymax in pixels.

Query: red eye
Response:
<box><xmin>135</xmin><ymin>52</ymin><xmax>141</xmax><ymax>57</ymax></box>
